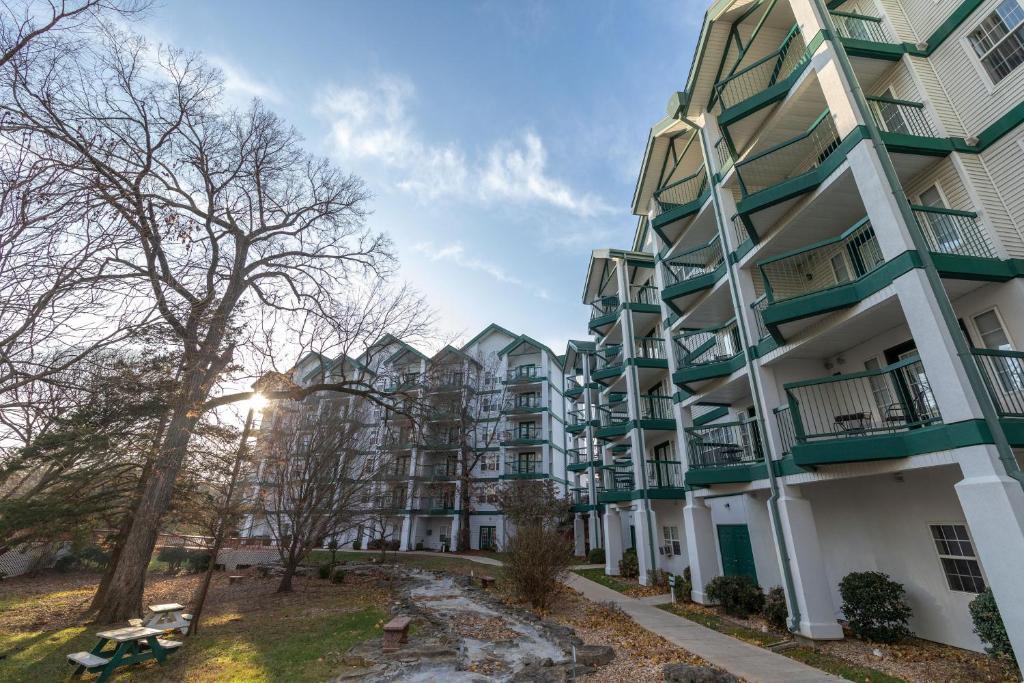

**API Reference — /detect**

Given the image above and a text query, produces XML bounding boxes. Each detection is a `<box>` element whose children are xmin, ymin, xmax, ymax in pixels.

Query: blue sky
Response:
<box><xmin>143</xmin><ymin>1</ymin><xmax>702</xmax><ymax>352</ymax></box>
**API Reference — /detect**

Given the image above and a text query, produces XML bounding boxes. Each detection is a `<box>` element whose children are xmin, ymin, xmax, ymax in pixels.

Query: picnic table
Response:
<box><xmin>142</xmin><ymin>602</ymin><xmax>190</xmax><ymax>634</ymax></box>
<box><xmin>68</xmin><ymin>626</ymin><xmax>181</xmax><ymax>682</ymax></box>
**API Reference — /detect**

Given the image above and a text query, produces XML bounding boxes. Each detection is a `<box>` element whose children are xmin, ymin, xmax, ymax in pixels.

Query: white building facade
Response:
<box><xmin>569</xmin><ymin>0</ymin><xmax>1024</xmax><ymax>660</ymax></box>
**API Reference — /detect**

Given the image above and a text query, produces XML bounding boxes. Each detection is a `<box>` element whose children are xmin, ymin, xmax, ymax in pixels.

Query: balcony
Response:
<box><xmin>374</xmin><ymin>493</ymin><xmax>408</xmax><ymax>511</ymax></box>
<box><xmin>571</xmin><ymin>487</ymin><xmax>593</xmax><ymax>510</ymax></box>
<box><xmin>376</xmin><ymin>460</ymin><xmax>411</xmax><ymax>480</ymax></box>
<box><xmin>661</xmin><ymin>237</ymin><xmax>726</xmax><ymax>314</ymax></box>
<box><xmin>429</xmin><ymin>373</ymin><xmax>467</xmax><ymax>393</ymax></box>
<box><xmin>971</xmin><ymin>349</ymin><xmax>1024</xmax><ymax>445</ymax></box>
<box><xmin>503</xmin><ymin>456</ymin><xmax>545</xmax><ymax>479</ymax></box>
<box><xmin>684</xmin><ymin>419</ymin><xmax>767</xmax><ymax>486</ymax></box>
<box><xmin>508</xmin><ymin>394</ymin><xmax>543</xmax><ymax>414</ymax></box>
<box><xmin>714</xmin><ymin>27</ymin><xmax>808</xmax><ymax>124</ymax></box>
<box><xmin>646</xmin><ymin>459</ymin><xmax>685</xmax><ymax>496</ymax></box>
<box><xmin>830</xmin><ymin>10</ymin><xmax>894</xmax><ymax>45</ymax></box>
<box><xmin>592</xmin><ymin>350</ymin><xmax>624</xmax><ymax>385</ymax></box>
<box><xmin>589</xmin><ymin>295</ymin><xmax>620</xmax><ymax>334</ymax></box>
<box><xmin>913</xmin><ymin>205</ymin><xmax>1000</xmax><ymax>279</ymax></box>
<box><xmin>774</xmin><ymin>404</ymin><xmax>797</xmax><ymax>457</ymax></box>
<box><xmin>595</xmin><ymin>398</ymin><xmax>630</xmax><ymax>440</ymax></box>
<box><xmin>735</xmin><ymin>111</ymin><xmax>843</xmax><ymax>214</ymax></box>
<box><xmin>599</xmin><ymin>459</ymin><xmax>636</xmax><ymax>502</ymax></box>
<box><xmin>506</xmin><ymin>365</ymin><xmax>544</xmax><ymax>385</ymax></box>
<box><xmin>595</xmin><ymin>395</ymin><xmax>674</xmax><ymax>440</ymax></box>
<box><xmin>416</xmin><ymin>496</ymin><xmax>456</xmax><ymax>515</ymax></box>
<box><xmin>673</xmin><ymin>320</ymin><xmax>744</xmax><ymax>390</ymax></box>
<box><xmin>501</xmin><ymin>427</ymin><xmax>544</xmax><ymax>446</ymax></box>
<box><xmin>567</xmin><ymin>406</ymin><xmax>595</xmax><ymax>434</ymax></box>
<box><xmin>420</xmin><ymin>462</ymin><xmax>458</xmax><ymax>482</ymax></box>
<box><xmin>785</xmin><ymin>355</ymin><xmax>950</xmax><ymax>466</ymax></box>
<box><xmin>716</xmin><ymin>137</ymin><xmax>733</xmax><ymax>176</ymax></box>
<box><xmin>567</xmin><ymin>447</ymin><xmax>600</xmax><ymax>472</ymax></box>
<box><xmin>421</xmin><ymin>433</ymin><xmax>460</xmax><ymax>450</ymax></box>
<box><xmin>648</xmin><ymin>167</ymin><xmax>710</xmax><ymax>237</ymax></box>
<box><xmin>628</xmin><ymin>283</ymin><xmax>660</xmax><ymax>306</ymax></box>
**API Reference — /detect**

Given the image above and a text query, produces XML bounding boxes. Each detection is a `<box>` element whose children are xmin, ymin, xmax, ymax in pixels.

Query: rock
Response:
<box><xmin>574</xmin><ymin>644</ymin><xmax>615</xmax><ymax>667</ymax></box>
<box><xmin>511</xmin><ymin>662</ymin><xmax>568</xmax><ymax>682</ymax></box>
<box><xmin>663</xmin><ymin>662</ymin><xmax>741</xmax><ymax>683</ymax></box>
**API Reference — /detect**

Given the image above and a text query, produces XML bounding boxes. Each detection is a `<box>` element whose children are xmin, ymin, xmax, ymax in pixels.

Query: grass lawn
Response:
<box><xmin>572</xmin><ymin>567</ymin><xmax>635</xmax><ymax>594</ymax></box>
<box><xmin>0</xmin><ymin>570</ymin><xmax>388</xmax><ymax>682</ymax></box>
<box><xmin>658</xmin><ymin>603</ymin><xmax>908</xmax><ymax>683</ymax></box>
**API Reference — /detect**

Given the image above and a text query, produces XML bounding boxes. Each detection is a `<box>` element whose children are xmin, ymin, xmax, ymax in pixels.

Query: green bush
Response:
<box><xmin>415</xmin><ymin>542</ymin><xmax>424</xmax><ymax>551</ymax></box>
<box><xmin>331</xmin><ymin>568</ymin><xmax>346</xmax><ymax>584</ymax></box>
<box><xmin>970</xmin><ymin>588</ymin><xmax>1016</xmax><ymax>664</ymax></box>
<box><xmin>184</xmin><ymin>550</ymin><xmax>211</xmax><ymax>573</ymax></box>
<box><xmin>351</xmin><ymin>539</ymin><xmax>361</xmax><ymax>550</ymax></box>
<box><xmin>78</xmin><ymin>546</ymin><xmax>110</xmax><ymax>569</ymax></box>
<box><xmin>839</xmin><ymin>571</ymin><xmax>912</xmax><ymax>643</ymax></box>
<box><xmin>679</xmin><ymin>566</ymin><xmax>693</xmax><ymax>601</ymax></box>
<box><xmin>318</xmin><ymin>563</ymin><xmax>332</xmax><ymax>580</ymax></box>
<box><xmin>53</xmin><ymin>554</ymin><xmax>78</xmax><ymax>573</ymax></box>
<box><xmin>706</xmin><ymin>575</ymin><xmax>764</xmax><ymax>618</ymax></box>
<box><xmin>156</xmin><ymin>546</ymin><xmax>188</xmax><ymax>573</ymax></box>
<box><xmin>763</xmin><ymin>586</ymin><xmax>788</xmax><ymax>631</ymax></box>
<box><xmin>619</xmin><ymin>548</ymin><xmax>639</xmax><ymax>578</ymax></box>
<box><xmin>587</xmin><ymin>547</ymin><xmax>605</xmax><ymax>564</ymax></box>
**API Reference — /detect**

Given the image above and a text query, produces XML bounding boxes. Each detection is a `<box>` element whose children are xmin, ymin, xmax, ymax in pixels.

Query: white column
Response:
<box><xmin>573</xmin><ymin>515</ymin><xmax>586</xmax><ymax>557</ymax></box>
<box><xmin>954</xmin><ymin>445</ymin><xmax>1024</xmax><ymax>664</ymax></box>
<box><xmin>683</xmin><ymin>495</ymin><xmax>719</xmax><ymax>603</ymax></box>
<box><xmin>399</xmin><ymin>514</ymin><xmax>413</xmax><ymax>551</ymax></box>
<box><xmin>588</xmin><ymin>509</ymin><xmax>602</xmax><ymax>551</ymax></box>
<box><xmin>448</xmin><ymin>513</ymin><xmax>461</xmax><ymax>553</ymax></box>
<box><xmin>633</xmin><ymin>499</ymin><xmax>657</xmax><ymax>584</ymax></box>
<box><xmin>773</xmin><ymin>484</ymin><xmax>844</xmax><ymax>639</ymax></box>
<box><xmin>604</xmin><ymin>506</ymin><xmax>624</xmax><ymax>575</ymax></box>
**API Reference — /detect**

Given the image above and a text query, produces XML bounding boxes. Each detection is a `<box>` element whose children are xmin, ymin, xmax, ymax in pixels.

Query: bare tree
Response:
<box><xmin>499</xmin><ymin>479</ymin><xmax>573</xmax><ymax>609</ymax></box>
<box><xmin>2</xmin><ymin>28</ymin><xmax>431</xmax><ymax>621</ymax></box>
<box><xmin>260</xmin><ymin>397</ymin><xmax>377</xmax><ymax>592</ymax></box>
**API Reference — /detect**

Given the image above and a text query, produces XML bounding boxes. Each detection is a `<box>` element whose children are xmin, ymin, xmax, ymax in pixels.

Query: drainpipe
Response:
<box><xmin>810</xmin><ymin>0</ymin><xmax>1024</xmax><ymax>492</ymax></box>
<box><xmin>692</xmin><ymin>118</ymin><xmax>803</xmax><ymax>633</ymax></box>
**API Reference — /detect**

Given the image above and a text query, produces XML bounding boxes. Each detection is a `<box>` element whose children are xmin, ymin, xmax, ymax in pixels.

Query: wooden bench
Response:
<box><xmin>228</xmin><ymin>575</ymin><xmax>244</xmax><ymax>585</ymax></box>
<box><xmin>480</xmin><ymin>575</ymin><xmax>496</xmax><ymax>589</ymax></box>
<box><xmin>67</xmin><ymin>651</ymin><xmax>110</xmax><ymax>669</ymax></box>
<box><xmin>382</xmin><ymin>616</ymin><xmax>411</xmax><ymax>652</ymax></box>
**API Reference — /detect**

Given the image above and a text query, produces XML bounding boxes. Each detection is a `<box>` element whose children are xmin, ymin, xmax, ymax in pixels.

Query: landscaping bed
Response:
<box><xmin>571</xmin><ymin>568</ymin><xmax>667</xmax><ymax>598</ymax></box>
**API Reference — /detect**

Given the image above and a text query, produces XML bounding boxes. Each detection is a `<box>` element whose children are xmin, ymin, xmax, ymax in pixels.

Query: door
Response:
<box><xmin>717</xmin><ymin>524</ymin><xmax>758</xmax><ymax>584</ymax></box>
<box><xmin>479</xmin><ymin>526</ymin><xmax>496</xmax><ymax>551</ymax></box>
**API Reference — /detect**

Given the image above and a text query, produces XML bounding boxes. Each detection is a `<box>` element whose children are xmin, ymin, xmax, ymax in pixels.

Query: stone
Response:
<box><xmin>574</xmin><ymin>644</ymin><xmax>615</xmax><ymax>667</ymax></box>
<box><xmin>663</xmin><ymin>662</ymin><xmax>741</xmax><ymax>683</ymax></box>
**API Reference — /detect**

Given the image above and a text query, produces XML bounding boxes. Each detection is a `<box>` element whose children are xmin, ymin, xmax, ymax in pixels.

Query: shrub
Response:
<box><xmin>500</xmin><ymin>479</ymin><xmax>573</xmax><ymax>610</ymax></box>
<box><xmin>648</xmin><ymin>569</ymin><xmax>670</xmax><ymax>588</ymax></box>
<box><xmin>679</xmin><ymin>566</ymin><xmax>693</xmax><ymax>602</ymax></box>
<box><xmin>587</xmin><ymin>547</ymin><xmax>605</xmax><ymax>564</ymax></box>
<box><xmin>619</xmin><ymin>548</ymin><xmax>639</xmax><ymax>578</ymax></box>
<box><xmin>351</xmin><ymin>539</ymin><xmax>361</xmax><ymax>550</ymax></box>
<box><xmin>185</xmin><ymin>550</ymin><xmax>211</xmax><ymax>573</ymax></box>
<box><xmin>156</xmin><ymin>546</ymin><xmax>188</xmax><ymax>573</ymax></box>
<box><xmin>415</xmin><ymin>542</ymin><xmax>424</xmax><ymax>551</ymax></box>
<box><xmin>331</xmin><ymin>568</ymin><xmax>346</xmax><ymax>584</ymax></box>
<box><xmin>839</xmin><ymin>571</ymin><xmax>912</xmax><ymax>643</ymax></box>
<box><xmin>53</xmin><ymin>554</ymin><xmax>78</xmax><ymax>573</ymax></box>
<box><xmin>970</xmin><ymin>588</ymin><xmax>1016</xmax><ymax>664</ymax></box>
<box><xmin>318</xmin><ymin>563</ymin><xmax>332</xmax><ymax>580</ymax></box>
<box><xmin>706</xmin><ymin>575</ymin><xmax>764</xmax><ymax>618</ymax></box>
<box><xmin>386</xmin><ymin>540</ymin><xmax>400</xmax><ymax>551</ymax></box>
<box><xmin>366</xmin><ymin>538</ymin><xmax>381</xmax><ymax>550</ymax></box>
<box><xmin>78</xmin><ymin>546</ymin><xmax>110</xmax><ymax>569</ymax></box>
<box><xmin>763</xmin><ymin>586</ymin><xmax>789</xmax><ymax>631</ymax></box>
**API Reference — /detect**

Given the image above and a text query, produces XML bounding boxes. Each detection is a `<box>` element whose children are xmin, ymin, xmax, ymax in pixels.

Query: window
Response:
<box><xmin>930</xmin><ymin>524</ymin><xmax>986</xmax><ymax>593</ymax></box>
<box><xmin>974</xmin><ymin>309</ymin><xmax>1013</xmax><ymax>350</ymax></box>
<box><xmin>917</xmin><ymin>185</ymin><xmax>963</xmax><ymax>253</ymax></box>
<box><xmin>968</xmin><ymin>0</ymin><xmax>1024</xmax><ymax>83</ymax></box>
<box><xmin>662</xmin><ymin>526</ymin><xmax>681</xmax><ymax>556</ymax></box>
<box><xmin>480</xmin><ymin>453</ymin><xmax>498</xmax><ymax>472</ymax></box>
<box><xmin>974</xmin><ymin>309</ymin><xmax>1024</xmax><ymax>391</ymax></box>
<box><xmin>830</xmin><ymin>253</ymin><xmax>851</xmax><ymax>284</ymax></box>
<box><xmin>876</xmin><ymin>88</ymin><xmax>912</xmax><ymax>135</ymax></box>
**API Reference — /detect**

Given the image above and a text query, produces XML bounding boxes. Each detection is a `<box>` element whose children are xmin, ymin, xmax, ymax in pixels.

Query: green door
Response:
<box><xmin>717</xmin><ymin>524</ymin><xmax>758</xmax><ymax>584</ymax></box>
<box><xmin>479</xmin><ymin>526</ymin><xmax>496</xmax><ymax>551</ymax></box>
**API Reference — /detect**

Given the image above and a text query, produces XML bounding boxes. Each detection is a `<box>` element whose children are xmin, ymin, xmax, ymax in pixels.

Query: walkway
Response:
<box><xmin>373</xmin><ymin>550</ymin><xmax>843</xmax><ymax>682</ymax></box>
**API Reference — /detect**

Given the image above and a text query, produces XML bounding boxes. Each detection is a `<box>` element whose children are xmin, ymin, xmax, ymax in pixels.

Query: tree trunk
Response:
<box><xmin>91</xmin><ymin>402</ymin><xmax>202</xmax><ymax>623</ymax></box>
<box><xmin>457</xmin><ymin>471</ymin><xmax>472</xmax><ymax>552</ymax></box>
<box><xmin>277</xmin><ymin>562</ymin><xmax>296</xmax><ymax>593</ymax></box>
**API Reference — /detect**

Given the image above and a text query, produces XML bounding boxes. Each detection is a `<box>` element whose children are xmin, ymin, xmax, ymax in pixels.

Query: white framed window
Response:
<box><xmin>973</xmin><ymin>308</ymin><xmax>1014</xmax><ymax>350</ymax></box>
<box><xmin>929</xmin><ymin>523</ymin><xmax>986</xmax><ymax>593</ymax></box>
<box><xmin>916</xmin><ymin>184</ymin><xmax>963</xmax><ymax>254</ymax></box>
<box><xmin>662</xmin><ymin>526</ymin><xmax>681</xmax><ymax>556</ymax></box>
<box><xmin>973</xmin><ymin>308</ymin><xmax>1024</xmax><ymax>392</ymax></box>
<box><xmin>830</xmin><ymin>253</ymin><xmax>852</xmax><ymax>284</ymax></box>
<box><xmin>480</xmin><ymin>453</ymin><xmax>499</xmax><ymax>472</ymax></box>
<box><xmin>968</xmin><ymin>0</ymin><xmax>1024</xmax><ymax>83</ymax></box>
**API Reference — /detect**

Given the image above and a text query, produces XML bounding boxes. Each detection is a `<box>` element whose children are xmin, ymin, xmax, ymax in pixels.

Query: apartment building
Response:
<box><xmin>243</xmin><ymin>324</ymin><xmax>568</xmax><ymax>554</ymax></box>
<box><xmin>573</xmin><ymin>0</ymin><xmax>1024</xmax><ymax>658</ymax></box>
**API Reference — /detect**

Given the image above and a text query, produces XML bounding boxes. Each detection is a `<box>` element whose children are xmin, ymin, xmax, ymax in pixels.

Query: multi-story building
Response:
<box><xmin>244</xmin><ymin>324</ymin><xmax>568</xmax><ymax>554</ymax></box>
<box><xmin>573</xmin><ymin>0</ymin><xmax>1024</xmax><ymax>659</ymax></box>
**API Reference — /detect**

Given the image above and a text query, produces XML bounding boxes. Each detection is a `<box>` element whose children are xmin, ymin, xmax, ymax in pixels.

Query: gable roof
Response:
<box><xmin>498</xmin><ymin>333</ymin><xmax>561</xmax><ymax>366</ymax></box>
<box><xmin>460</xmin><ymin>322</ymin><xmax>517</xmax><ymax>351</ymax></box>
<box><xmin>430</xmin><ymin>344</ymin><xmax>481</xmax><ymax>367</ymax></box>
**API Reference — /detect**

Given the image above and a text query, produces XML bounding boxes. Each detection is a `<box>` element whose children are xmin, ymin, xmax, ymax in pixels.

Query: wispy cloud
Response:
<box><xmin>414</xmin><ymin>241</ymin><xmax>552</xmax><ymax>300</ymax></box>
<box><xmin>314</xmin><ymin>75</ymin><xmax>610</xmax><ymax>215</ymax></box>
<box><xmin>209</xmin><ymin>56</ymin><xmax>282</xmax><ymax>104</ymax></box>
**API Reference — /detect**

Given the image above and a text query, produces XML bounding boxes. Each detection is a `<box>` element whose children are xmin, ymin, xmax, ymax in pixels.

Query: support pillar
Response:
<box><xmin>573</xmin><ymin>515</ymin><xmax>586</xmax><ymax>557</ymax></box>
<box><xmin>773</xmin><ymin>484</ymin><xmax>844</xmax><ymax>639</ymax></box>
<box><xmin>399</xmin><ymin>514</ymin><xmax>413</xmax><ymax>551</ymax></box>
<box><xmin>634</xmin><ymin>500</ymin><xmax>657</xmax><ymax>584</ymax></box>
<box><xmin>588</xmin><ymin>509</ymin><xmax>602</xmax><ymax>551</ymax></box>
<box><xmin>683</xmin><ymin>495</ymin><xmax>719</xmax><ymax>603</ymax></box>
<box><xmin>603</xmin><ymin>506</ymin><xmax>624</xmax><ymax>575</ymax></box>
<box><xmin>954</xmin><ymin>445</ymin><xmax>1024</xmax><ymax>664</ymax></box>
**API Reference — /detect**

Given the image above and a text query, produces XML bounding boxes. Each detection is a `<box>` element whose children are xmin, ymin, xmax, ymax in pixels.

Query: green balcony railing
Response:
<box><xmin>716</xmin><ymin>137</ymin><xmax>733</xmax><ymax>174</ymax></box>
<box><xmin>751</xmin><ymin>295</ymin><xmax>770</xmax><ymax>341</ymax></box>
<box><xmin>509</xmin><ymin>394</ymin><xmax>542</xmax><ymax>413</ymax></box>
<box><xmin>674</xmin><ymin>320</ymin><xmax>742</xmax><ymax>367</ymax></box>
<box><xmin>590</xmin><ymin>295</ymin><xmax>619</xmax><ymax>320</ymax></box>
<box><xmin>503</xmin><ymin>426</ymin><xmax>541</xmax><ymax>442</ymax></box>
<box><xmin>638</xmin><ymin>395</ymin><xmax>674</xmax><ymax>421</ymax></box>
<box><xmin>418</xmin><ymin>496</ymin><xmax>456</xmax><ymax>513</ymax></box>
<box><xmin>663</xmin><ymin>237</ymin><xmax>724</xmax><ymax>285</ymax></box>
<box><xmin>572</xmin><ymin>487</ymin><xmax>592</xmax><ymax>506</ymax></box>
<box><xmin>866</xmin><ymin>96</ymin><xmax>936</xmax><ymax>137</ymax></box>
<box><xmin>598</xmin><ymin>401</ymin><xmax>630</xmax><ymax>429</ymax></box>
<box><xmin>730</xmin><ymin>214</ymin><xmax>750</xmax><ymax>249</ymax></box>
<box><xmin>786</xmin><ymin>355</ymin><xmax>941</xmax><ymax>441</ymax></box>
<box><xmin>602</xmin><ymin>460</ymin><xmax>635</xmax><ymax>491</ymax></box>
<box><xmin>568</xmin><ymin>406</ymin><xmax>592</xmax><ymax>429</ymax></box>
<box><xmin>758</xmin><ymin>218</ymin><xmax>883</xmax><ymax>303</ymax></box>
<box><xmin>735</xmin><ymin>110</ymin><xmax>841</xmax><ymax>196</ymax></box>
<box><xmin>972</xmin><ymin>348</ymin><xmax>1024</xmax><ymax>417</ymax></box>
<box><xmin>646</xmin><ymin>459</ymin><xmax>685</xmax><ymax>488</ymax></box>
<box><xmin>629</xmin><ymin>283</ymin><xmax>660</xmax><ymax>305</ymax></box>
<box><xmin>912</xmin><ymin>205</ymin><xmax>995</xmax><ymax>259</ymax></box>
<box><xmin>830</xmin><ymin>10</ymin><xmax>893</xmax><ymax>43</ymax></box>
<box><xmin>650</xmin><ymin>166</ymin><xmax>708</xmax><ymax>217</ymax></box>
<box><xmin>505</xmin><ymin>457</ymin><xmax>543</xmax><ymax>476</ymax></box>
<box><xmin>568</xmin><ymin>447</ymin><xmax>598</xmax><ymax>466</ymax></box>
<box><xmin>633</xmin><ymin>336</ymin><xmax>667</xmax><ymax>361</ymax></box>
<box><xmin>774</xmin><ymin>405</ymin><xmax>796</xmax><ymax>456</ymax></box>
<box><xmin>422</xmin><ymin>462</ymin><xmax>458</xmax><ymax>481</ymax></box>
<box><xmin>685</xmin><ymin>419</ymin><xmax>764</xmax><ymax>469</ymax></box>
<box><xmin>715</xmin><ymin>27</ymin><xmax>807</xmax><ymax>110</ymax></box>
<box><xmin>507</xmin><ymin>365</ymin><xmax>543</xmax><ymax>382</ymax></box>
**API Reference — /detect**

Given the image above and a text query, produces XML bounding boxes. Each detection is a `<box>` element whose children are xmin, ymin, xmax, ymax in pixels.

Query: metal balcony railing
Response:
<box><xmin>730</xmin><ymin>214</ymin><xmax>749</xmax><ymax>249</ymax></box>
<box><xmin>830</xmin><ymin>10</ymin><xmax>893</xmax><ymax>43</ymax></box>
<box><xmin>568</xmin><ymin>406</ymin><xmax>591</xmax><ymax>429</ymax></box>
<box><xmin>674</xmin><ymin>320</ymin><xmax>742</xmax><ymax>367</ymax></box>
<box><xmin>602</xmin><ymin>460</ymin><xmax>635</xmax><ymax>491</ymax></box>
<box><xmin>715</xmin><ymin>27</ymin><xmax>807</xmax><ymax>110</ymax></box>
<box><xmin>510</xmin><ymin>394</ymin><xmax>542</xmax><ymax>412</ymax></box>
<box><xmin>566</xmin><ymin>376</ymin><xmax>584</xmax><ymax>392</ymax></box>
<box><xmin>421</xmin><ymin>462</ymin><xmax>458</xmax><ymax>481</ymax></box>
<box><xmin>568</xmin><ymin>447</ymin><xmax>597</xmax><ymax>466</ymax></box>
<box><xmin>377</xmin><ymin>461</ymin><xmax>411</xmax><ymax>479</ymax></box>
<box><xmin>663</xmin><ymin>237</ymin><xmax>724</xmax><ymax>285</ymax></box>
<box><xmin>418</xmin><ymin>496</ymin><xmax>456</xmax><ymax>512</ymax></box>
<box><xmin>638</xmin><ymin>395</ymin><xmax>674</xmax><ymax>421</ymax></box>
<box><xmin>751</xmin><ymin>296</ymin><xmax>770</xmax><ymax>340</ymax></box>
<box><xmin>786</xmin><ymin>355</ymin><xmax>941</xmax><ymax>441</ymax></box>
<box><xmin>866</xmin><ymin>96</ymin><xmax>936</xmax><ymax>137</ymax></box>
<box><xmin>376</xmin><ymin>493</ymin><xmax>408</xmax><ymax>510</ymax></box>
<box><xmin>716</xmin><ymin>137</ymin><xmax>733</xmax><ymax>173</ymax></box>
<box><xmin>507</xmin><ymin>365</ymin><xmax>543</xmax><ymax>382</ymax></box>
<box><xmin>912</xmin><ymin>205</ymin><xmax>995</xmax><ymax>259</ymax></box>
<box><xmin>774</xmin><ymin>405</ymin><xmax>796</xmax><ymax>456</ymax></box>
<box><xmin>758</xmin><ymin>218</ymin><xmax>883</xmax><ymax>303</ymax></box>
<box><xmin>598</xmin><ymin>400</ymin><xmax>629</xmax><ymax>428</ymax></box>
<box><xmin>503</xmin><ymin>427</ymin><xmax>541</xmax><ymax>442</ymax></box>
<box><xmin>633</xmin><ymin>336</ymin><xmax>667</xmax><ymax>361</ymax></box>
<box><xmin>590</xmin><ymin>295</ymin><xmax>619</xmax><ymax>320</ymax></box>
<box><xmin>650</xmin><ymin>167</ymin><xmax>708</xmax><ymax>217</ymax></box>
<box><xmin>972</xmin><ymin>348</ymin><xmax>1024</xmax><ymax>417</ymax></box>
<box><xmin>735</xmin><ymin>111</ymin><xmax>841</xmax><ymax>196</ymax></box>
<box><xmin>572</xmin><ymin>487</ymin><xmax>592</xmax><ymax>506</ymax></box>
<box><xmin>599</xmin><ymin>344</ymin><xmax>623</xmax><ymax>364</ymax></box>
<box><xmin>629</xmin><ymin>283</ymin><xmax>659</xmax><ymax>305</ymax></box>
<box><xmin>685</xmin><ymin>420</ymin><xmax>764</xmax><ymax>469</ymax></box>
<box><xmin>647</xmin><ymin>459</ymin><xmax>684</xmax><ymax>488</ymax></box>
<box><xmin>505</xmin><ymin>457</ymin><xmax>543</xmax><ymax>476</ymax></box>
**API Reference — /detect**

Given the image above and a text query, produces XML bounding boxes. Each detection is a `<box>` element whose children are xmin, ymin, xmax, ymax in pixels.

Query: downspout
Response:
<box><xmin>692</xmin><ymin>118</ymin><xmax>802</xmax><ymax>633</ymax></box>
<box><xmin>583</xmin><ymin>353</ymin><xmax>602</xmax><ymax>547</ymax></box>
<box><xmin>810</xmin><ymin>0</ymin><xmax>1024</xmax><ymax>492</ymax></box>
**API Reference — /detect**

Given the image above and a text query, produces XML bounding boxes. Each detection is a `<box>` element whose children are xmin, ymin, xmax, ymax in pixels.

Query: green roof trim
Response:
<box><xmin>460</xmin><ymin>322</ymin><xmax>517</xmax><ymax>351</ymax></box>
